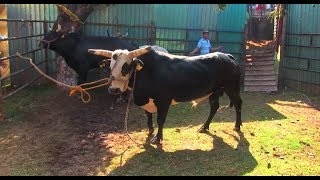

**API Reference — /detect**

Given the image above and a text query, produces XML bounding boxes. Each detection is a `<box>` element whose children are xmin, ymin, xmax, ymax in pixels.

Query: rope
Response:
<box><xmin>123</xmin><ymin>68</ymin><xmax>144</xmax><ymax>147</ymax></box>
<box><xmin>16</xmin><ymin>52</ymin><xmax>111</xmax><ymax>103</ymax></box>
<box><xmin>57</xmin><ymin>4</ymin><xmax>85</xmax><ymax>24</ymax></box>
<box><xmin>38</xmin><ymin>37</ymin><xmax>58</xmax><ymax>49</ymax></box>
<box><xmin>18</xmin><ymin>51</ymin><xmax>144</xmax><ymax>145</ymax></box>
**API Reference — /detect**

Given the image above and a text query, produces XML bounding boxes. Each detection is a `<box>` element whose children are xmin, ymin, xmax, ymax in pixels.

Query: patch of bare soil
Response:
<box><xmin>0</xmin><ymin>89</ymin><xmax>144</xmax><ymax>176</ymax></box>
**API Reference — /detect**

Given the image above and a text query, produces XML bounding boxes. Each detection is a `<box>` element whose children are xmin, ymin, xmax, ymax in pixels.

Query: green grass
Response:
<box><xmin>3</xmin><ymin>84</ymin><xmax>55</xmax><ymax>123</ymax></box>
<box><xmin>102</xmin><ymin>90</ymin><xmax>320</xmax><ymax>176</ymax></box>
<box><xmin>1</xmin><ymin>84</ymin><xmax>320</xmax><ymax>175</ymax></box>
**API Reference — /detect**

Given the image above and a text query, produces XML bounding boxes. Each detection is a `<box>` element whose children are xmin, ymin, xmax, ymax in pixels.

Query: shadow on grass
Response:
<box><xmin>269</xmin><ymin>90</ymin><xmax>320</xmax><ymax>111</ymax></box>
<box><xmin>126</xmin><ymin>90</ymin><xmax>289</xmax><ymax>130</ymax></box>
<box><xmin>2</xmin><ymin>85</ymin><xmax>318</xmax><ymax>175</ymax></box>
<box><xmin>109</xmin><ymin>131</ymin><xmax>257</xmax><ymax>176</ymax></box>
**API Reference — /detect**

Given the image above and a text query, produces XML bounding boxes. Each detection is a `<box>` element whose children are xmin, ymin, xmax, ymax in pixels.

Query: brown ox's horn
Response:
<box><xmin>56</xmin><ymin>24</ymin><xmax>62</xmax><ymax>32</ymax></box>
<box><xmin>128</xmin><ymin>46</ymin><xmax>152</xmax><ymax>59</ymax></box>
<box><xmin>88</xmin><ymin>49</ymin><xmax>113</xmax><ymax>58</ymax></box>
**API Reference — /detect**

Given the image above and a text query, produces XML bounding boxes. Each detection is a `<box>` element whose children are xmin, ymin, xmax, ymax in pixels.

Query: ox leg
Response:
<box><xmin>145</xmin><ymin>110</ymin><xmax>154</xmax><ymax>135</ymax></box>
<box><xmin>109</xmin><ymin>95</ymin><xmax>118</xmax><ymax>110</ymax></box>
<box><xmin>150</xmin><ymin>99</ymin><xmax>171</xmax><ymax>144</ymax></box>
<box><xmin>198</xmin><ymin>89</ymin><xmax>223</xmax><ymax>133</ymax></box>
<box><xmin>76</xmin><ymin>67</ymin><xmax>88</xmax><ymax>85</ymax></box>
<box><xmin>232</xmin><ymin>94</ymin><xmax>242</xmax><ymax>131</ymax></box>
<box><xmin>225</xmin><ymin>90</ymin><xmax>242</xmax><ymax>131</ymax></box>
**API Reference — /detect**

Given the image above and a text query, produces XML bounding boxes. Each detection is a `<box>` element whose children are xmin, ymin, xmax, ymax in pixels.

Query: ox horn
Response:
<box><xmin>88</xmin><ymin>49</ymin><xmax>113</xmax><ymax>58</ymax></box>
<box><xmin>56</xmin><ymin>24</ymin><xmax>62</xmax><ymax>32</ymax></box>
<box><xmin>122</xmin><ymin>32</ymin><xmax>128</xmax><ymax>37</ymax></box>
<box><xmin>128</xmin><ymin>46</ymin><xmax>152</xmax><ymax>59</ymax></box>
<box><xmin>106</xmin><ymin>29</ymin><xmax>111</xmax><ymax>36</ymax></box>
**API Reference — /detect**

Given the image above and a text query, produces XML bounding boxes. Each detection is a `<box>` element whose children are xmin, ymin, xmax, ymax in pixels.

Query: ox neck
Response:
<box><xmin>49</xmin><ymin>38</ymin><xmax>78</xmax><ymax>57</ymax></box>
<box><xmin>135</xmin><ymin>49</ymin><xmax>163</xmax><ymax>68</ymax></box>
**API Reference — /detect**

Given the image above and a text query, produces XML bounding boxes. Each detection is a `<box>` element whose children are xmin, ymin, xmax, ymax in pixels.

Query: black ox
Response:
<box><xmin>38</xmin><ymin>24</ymin><xmax>138</xmax><ymax>85</ymax></box>
<box><xmin>38</xmin><ymin>24</ymin><xmax>138</xmax><ymax>108</ymax></box>
<box><xmin>88</xmin><ymin>46</ymin><xmax>243</xmax><ymax>144</ymax></box>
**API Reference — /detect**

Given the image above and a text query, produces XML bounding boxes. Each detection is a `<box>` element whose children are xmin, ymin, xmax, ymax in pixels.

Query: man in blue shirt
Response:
<box><xmin>189</xmin><ymin>30</ymin><xmax>222</xmax><ymax>56</ymax></box>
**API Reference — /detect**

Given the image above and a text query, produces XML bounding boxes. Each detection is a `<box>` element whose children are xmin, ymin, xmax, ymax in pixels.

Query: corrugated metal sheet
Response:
<box><xmin>217</xmin><ymin>4</ymin><xmax>247</xmax><ymax>31</ymax></box>
<box><xmin>282</xmin><ymin>4</ymin><xmax>320</xmax><ymax>95</ymax></box>
<box><xmin>6</xmin><ymin>4</ymin><xmax>57</xmax><ymax>85</ymax></box>
<box><xmin>85</xmin><ymin>4</ymin><xmax>246</xmax><ymax>60</ymax></box>
<box><xmin>217</xmin><ymin>4</ymin><xmax>247</xmax><ymax>62</ymax></box>
<box><xmin>85</xmin><ymin>4</ymin><xmax>154</xmax><ymax>45</ymax></box>
<box><xmin>4</xmin><ymin>4</ymin><xmax>247</xmax><ymax>85</ymax></box>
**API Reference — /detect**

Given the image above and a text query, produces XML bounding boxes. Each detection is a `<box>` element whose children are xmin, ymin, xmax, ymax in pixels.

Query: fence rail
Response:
<box><xmin>0</xmin><ymin>18</ymin><xmax>246</xmax><ymax>122</ymax></box>
<box><xmin>0</xmin><ymin>19</ymin><xmax>49</xmax><ymax>113</ymax></box>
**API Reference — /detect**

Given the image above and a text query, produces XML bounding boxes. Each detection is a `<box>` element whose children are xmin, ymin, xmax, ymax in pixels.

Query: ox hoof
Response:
<box><xmin>150</xmin><ymin>136</ymin><xmax>161</xmax><ymax>145</ymax></box>
<box><xmin>148</xmin><ymin>128</ymin><xmax>155</xmax><ymax>136</ymax></box>
<box><xmin>198</xmin><ymin>126</ymin><xmax>209</xmax><ymax>133</ymax></box>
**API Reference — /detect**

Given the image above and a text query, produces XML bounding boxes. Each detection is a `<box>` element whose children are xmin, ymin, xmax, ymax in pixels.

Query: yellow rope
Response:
<box><xmin>16</xmin><ymin>52</ymin><xmax>111</xmax><ymax>103</ymax></box>
<box><xmin>57</xmin><ymin>4</ymin><xmax>85</xmax><ymax>24</ymax></box>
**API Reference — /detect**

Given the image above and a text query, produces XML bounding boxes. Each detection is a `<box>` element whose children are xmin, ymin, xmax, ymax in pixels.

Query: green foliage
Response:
<box><xmin>267</xmin><ymin>4</ymin><xmax>288</xmax><ymax>22</ymax></box>
<box><xmin>216</xmin><ymin>4</ymin><xmax>227</xmax><ymax>11</ymax></box>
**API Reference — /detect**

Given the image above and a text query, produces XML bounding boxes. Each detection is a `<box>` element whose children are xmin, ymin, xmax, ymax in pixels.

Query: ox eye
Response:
<box><xmin>113</xmin><ymin>54</ymin><xmax>118</xmax><ymax>60</ymax></box>
<box><xmin>121</xmin><ymin>62</ymin><xmax>132</xmax><ymax>76</ymax></box>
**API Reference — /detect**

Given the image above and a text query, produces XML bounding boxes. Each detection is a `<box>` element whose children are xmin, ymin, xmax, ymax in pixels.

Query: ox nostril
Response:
<box><xmin>110</xmin><ymin>75</ymin><xmax>115</xmax><ymax>80</ymax></box>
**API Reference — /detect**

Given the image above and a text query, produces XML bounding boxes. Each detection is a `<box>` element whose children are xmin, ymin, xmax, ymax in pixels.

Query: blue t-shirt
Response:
<box><xmin>197</xmin><ymin>38</ymin><xmax>212</xmax><ymax>55</ymax></box>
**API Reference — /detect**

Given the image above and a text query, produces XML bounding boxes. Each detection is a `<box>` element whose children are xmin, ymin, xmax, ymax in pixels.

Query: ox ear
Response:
<box><xmin>128</xmin><ymin>46</ymin><xmax>152</xmax><ymax>59</ymax></box>
<box><xmin>133</xmin><ymin>58</ymin><xmax>144</xmax><ymax>71</ymax></box>
<box><xmin>88</xmin><ymin>49</ymin><xmax>113</xmax><ymax>58</ymax></box>
<box><xmin>99</xmin><ymin>59</ymin><xmax>111</xmax><ymax>68</ymax></box>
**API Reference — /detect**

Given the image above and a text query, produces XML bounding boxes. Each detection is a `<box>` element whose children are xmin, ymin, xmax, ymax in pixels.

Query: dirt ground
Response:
<box><xmin>0</xmin><ymin>88</ymin><xmax>145</xmax><ymax>176</ymax></box>
<box><xmin>1</xmin><ymin>85</ymin><xmax>320</xmax><ymax>176</ymax></box>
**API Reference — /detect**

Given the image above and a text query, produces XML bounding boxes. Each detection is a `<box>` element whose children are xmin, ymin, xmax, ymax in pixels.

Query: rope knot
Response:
<box><xmin>69</xmin><ymin>86</ymin><xmax>83</xmax><ymax>96</ymax></box>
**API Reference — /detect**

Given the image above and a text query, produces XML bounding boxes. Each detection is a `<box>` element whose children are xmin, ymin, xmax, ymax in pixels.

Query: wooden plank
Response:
<box><xmin>244</xmin><ymin>75</ymin><xmax>276</xmax><ymax>81</ymax></box>
<box><xmin>246</xmin><ymin>56</ymin><xmax>274</xmax><ymax>61</ymax></box>
<box><xmin>245</xmin><ymin>70</ymin><xmax>276</xmax><ymax>76</ymax></box>
<box><xmin>244</xmin><ymin>80</ymin><xmax>277</xmax><ymax>86</ymax></box>
<box><xmin>246</xmin><ymin>53</ymin><xmax>275</xmax><ymax>57</ymax></box>
<box><xmin>245</xmin><ymin>61</ymin><xmax>274</xmax><ymax>66</ymax></box>
<box><xmin>245</xmin><ymin>65</ymin><xmax>274</xmax><ymax>71</ymax></box>
<box><xmin>244</xmin><ymin>86</ymin><xmax>278</xmax><ymax>92</ymax></box>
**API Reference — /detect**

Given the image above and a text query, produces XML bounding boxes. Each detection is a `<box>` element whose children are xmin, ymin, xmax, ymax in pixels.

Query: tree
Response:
<box><xmin>52</xmin><ymin>4</ymin><xmax>227</xmax><ymax>34</ymax></box>
<box><xmin>216</xmin><ymin>4</ymin><xmax>227</xmax><ymax>11</ymax></box>
<box><xmin>51</xmin><ymin>4</ymin><xmax>110</xmax><ymax>34</ymax></box>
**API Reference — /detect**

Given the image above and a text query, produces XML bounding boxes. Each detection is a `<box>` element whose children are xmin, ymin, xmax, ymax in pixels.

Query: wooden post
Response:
<box><xmin>278</xmin><ymin>4</ymin><xmax>286</xmax><ymax>90</ymax></box>
<box><xmin>43</xmin><ymin>22</ymin><xmax>49</xmax><ymax>75</ymax></box>
<box><xmin>150</xmin><ymin>21</ymin><xmax>156</xmax><ymax>45</ymax></box>
<box><xmin>0</xmin><ymin>81</ymin><xmax>4</xmax><ymax>122</ymax></box>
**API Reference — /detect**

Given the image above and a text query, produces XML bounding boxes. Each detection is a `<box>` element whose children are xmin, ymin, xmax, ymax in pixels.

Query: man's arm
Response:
<box><xmin>189</xmin><ymin>47</ymin><xmax>200</xmax><ymax>56</ymax></box>
<box><xmin>210</xmin><ymin>46</ymin><xmax>222</xmax><ymax>52</ymax></box>
<box><xmin>189</xmin><ymin>40</ymin><xmax>202</xmax><ymax>55</ymax></box>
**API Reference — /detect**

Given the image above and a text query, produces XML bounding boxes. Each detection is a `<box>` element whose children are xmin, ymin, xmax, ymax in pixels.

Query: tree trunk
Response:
<box><xmin>51</xmin><ymin>4</ymin><xmax>98</xmax><ymax>89</ymax></box>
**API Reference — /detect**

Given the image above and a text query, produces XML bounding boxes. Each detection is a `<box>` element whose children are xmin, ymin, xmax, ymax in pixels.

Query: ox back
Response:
<box><xmin>40</xmin><ymin>32</ymin><xmax>138</xmax><ymax>85</ymax></box>
<box><xmin>132</xmin><ymin>50</ymin><xmax>241</xmax><ymax>106</ymax></box>
<box><xmin>131</xmin><ymin>50</ymin><xmax>242</xmax><ymax>144</ymax></box>
<box><xmin>88</xmin><ymin>47</ymin><xmax>242</xmax><ymax>145</ymax></box>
